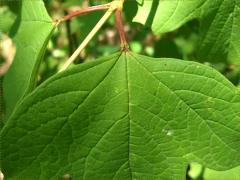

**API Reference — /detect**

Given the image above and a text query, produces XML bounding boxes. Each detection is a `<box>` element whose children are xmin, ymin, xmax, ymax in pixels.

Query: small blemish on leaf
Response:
<box><xmin>61</xmin><ymin>174</ymin><xmax>71</xmax><ymax>180</ymax></box>
<box><xmin>162</xmin><ymin>129</ymin><xmax>174</xmax><ymax>136</ymax></box>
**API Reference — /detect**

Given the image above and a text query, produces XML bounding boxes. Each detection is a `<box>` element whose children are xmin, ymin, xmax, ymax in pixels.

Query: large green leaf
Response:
<box><xmin>1</xmin><ymin>52</ymin><xmax>240</xmax><ymax>179</ymax></box>
<box><xmin>0</xmin><ymin>6</ymin><xmax>16</xmax><ymax>34</ymax></box>
<box><xmin>3</xmin><ymin>0</ymin><xmax>55</xmax><ymax>119</ymax></box>
<box><xmin>188</xmin><ymin>163</ymin><xmax>240</xmax><ymax>179</ymax></box>
<box><xmin>204</xmin><ymin>165</ymin><xmax>240</xmax><ymax>180</ymax></box>
<box><xmin>133</xmin><ymin>0</ymin><xmax>240</xmax><ymax>64</ymax></box>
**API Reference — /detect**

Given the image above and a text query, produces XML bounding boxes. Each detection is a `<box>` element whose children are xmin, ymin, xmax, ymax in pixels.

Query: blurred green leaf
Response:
<box><xmin>225</xmin><ymin>65</ymin><xmax>240</xmax><ymax>85</ymax></box>
<box><xmin>204</xmin><ymin>166</ymin><xmax>240</xmax><ymax>180</ymax></box>
<box><xmin>96</xmin><ymin>44</ymin><xmax>119</xmax><ymax>55</ymax></box>
<box><xmin>3</xmin><ymin>0</ymin><xmax>55</xmax><ymax>120</ymax></box>
<box><xmin>133</xmin><ymin>0</ymin><xmax>240</xmax><ymax>64</ymax></box>
<box><xmin>130</xmin><ymin>41</ymin><xmax>142</xmax><ymax>53</ymax></box>
<box><xmin>0</xmin><ymin>0</ymin><xmax>21</xmax><ymax>14</ymax></box>
<box><xmin>62</xmin><ymin>0</ymin><xmax>83</xmax><ymax>8</ymax></box>
<box><xmin>145</xmin><ymin>46</ymin><xmax>154</xmax><ymax>56</ymax></box>
<box><xmin>70</xmin><ymin>11</ymin><xmax>104</xmax><ymax>41</ymax></box>
<box><xmin>0</xmin><ymin>6</ymin><xmax>16</xmax><ymax>34</ymax></box>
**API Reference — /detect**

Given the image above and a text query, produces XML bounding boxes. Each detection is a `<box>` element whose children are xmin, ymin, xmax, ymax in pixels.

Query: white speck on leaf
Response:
<box><xmin>162</xmin><ymin>129</ymin><xmax>174</xmax><ymax>136</ymax></box>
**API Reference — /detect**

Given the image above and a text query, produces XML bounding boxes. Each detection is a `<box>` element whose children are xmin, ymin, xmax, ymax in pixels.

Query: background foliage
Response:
<box><xmin>0</xmin><ymin>0</ymin><xmax>240</xmax><ymax>179</ymax></box>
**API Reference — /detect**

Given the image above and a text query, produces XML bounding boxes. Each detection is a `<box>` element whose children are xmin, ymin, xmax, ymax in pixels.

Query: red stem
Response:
<box><xmin>115</xmin><ymin>8</ymin><xmax>129</xmax><ymax>51</ymax></box>
<box><xmin>57</xmin><ymin>4</ymin><xmax>110</xmax><ymax>22</ymax></box>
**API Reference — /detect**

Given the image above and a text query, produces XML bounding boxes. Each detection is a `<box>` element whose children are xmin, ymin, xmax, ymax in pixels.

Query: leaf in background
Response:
<box><xmin>62</xmin><ymin>0</ymin><xmax>84</xmax><ymax>8</ymax></box>
<box><xmin>225</xmin><ymin>65</ymin><xmax>240</xmax><ymax>86</ymax></box>
<box><xmin>204</xmin><ymin>166</ymin><xmax>240</xmax><ymax>180</ymax></box>
<box><xmin>0</xmin><ymin>0</ymin><xmax>21</xmax><ymax>14</ymax></box>
<box><xmin>133</xmin><ymin>0</ymin><xmax>240</xmax><ymax>64</ymax></box>
<box><xmin>1</xmin><ymin>52</ymin><xmax>240</xmax><ymax>179</ymax></box>
<box><xmin>3</xmin><ymin>0</ymin><xmax>55</xmax><ymax>119</ymax></box>
<box><xmin>0</xmin><ymin>6</ymin><xmax>16</xmax><ymax>34</ymax></box>
<box><xmin>188</xmin><ymin>163</ymin><xmax>240</xmax><ymax>179</ymax></box>
<box><xmin>70</xmin><ymin>11</ymin><xmax>104</xmax><ymax>41</ymax></box>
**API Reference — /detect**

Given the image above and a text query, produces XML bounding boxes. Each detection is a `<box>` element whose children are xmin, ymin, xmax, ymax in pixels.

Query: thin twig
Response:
<box><xmin>59</xmin><ymin>0</ymin><xmax>124</xmax><ymax>72</ymax></box>
<box><xmin>59</xmin><ymin>3</ymin><xmax>118</xmax><ymax>72</ymax></box>
<box><xmin>56</xmin><ymin>4</ymin><xmax>110</xmax><ymax>23</ymax></box>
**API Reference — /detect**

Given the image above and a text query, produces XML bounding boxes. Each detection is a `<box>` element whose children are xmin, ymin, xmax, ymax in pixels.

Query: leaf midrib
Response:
<box><xmin>8</xmin><ymin>53</ymin><xmax>123</xmax><ymax>178</ymax></box>
<box><xmin>124</xmin><ymin>52</ymin><xmax>133</xmax><ymax>179</ymax></box>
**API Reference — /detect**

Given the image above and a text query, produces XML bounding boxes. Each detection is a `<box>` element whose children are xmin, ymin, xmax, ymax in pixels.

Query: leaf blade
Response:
<box><xmin>1</xmin><ymin>52</ymin><xmax>240</xmax><ymax>179</ymax></box>
<box><xmin>133</xmin><ymin>0</ymin><xmax>240</xmax><ymax>64</ymax></box>
<box><xmin>3</xmin><ymin>0</ymin><xmax>55</xmax><ymax>119</ymax></box>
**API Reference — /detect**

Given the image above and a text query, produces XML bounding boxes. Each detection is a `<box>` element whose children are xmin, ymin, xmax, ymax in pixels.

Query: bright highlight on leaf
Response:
<box><xmin>133</xmin><ymin>0</ymin><xmax>240</xmax><ymax>64</ymax></box>
<box><xmin>2</xmin><ymin>52</ymin><xmax>240</xmax><ymax>179</ymax></box>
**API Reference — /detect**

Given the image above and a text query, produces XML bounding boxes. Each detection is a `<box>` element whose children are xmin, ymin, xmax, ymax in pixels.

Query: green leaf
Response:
<box><xmin>0</xmin><ymin>0</ymin><xmax>21</xmax><ymax>14</ymax></box>
<box><xmin>3</xmin><ymin>0</ymin><xmax>55</xmax><ymax>119</ymax></box>
<box><xmin>62</xmin><ymin>0</ymin><xmax>84</xmax><ymax>8</ymax></box>
<box><xmin>1</xmin><ymin>52</ymin><xmax>240</xmax><ymax>179</ymax></box>
<box><xmin>188</xmin><ymin>163</ymin><xmax>240</xmax><ymax>180</ymax></box>
<box><xmin>0</xmin><ymin>6</ymin><xmax>16</xmax><ymax>34</ymax></box>
<box><xmin>70</xmin><ymin>11</ymin><xmax>104</xmax><ymax>41</ymax></box>
<box><xmin>188</xmin><ymin>163</ymin><xmax>203</xmax><ymax>179</ymax></box>
<box><xmin>133</xmin><ymin>0</ymin><xmax>240</xmax><ymax>64</ymax></box>
<box><xmin>204</xmin><ymin>166</ymin><xmax>240</xmax><ymax>180</ymax></box>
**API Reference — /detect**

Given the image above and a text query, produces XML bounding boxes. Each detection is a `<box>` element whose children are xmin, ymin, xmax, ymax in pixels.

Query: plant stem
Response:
<box><xmin>115</xmin><ymin>8</ymin><xmax>128</xmax><ymax>51</ymax></box>
<box><xmin>59</xmin><ymin>0</ymin><xmax>124</xmax><ymax>72</ymax></box>
<box><xmin>59</xmin><ymin>2</ymin><xmax>119</xmax><ymax>72</ymax></box>
<box><xmin>57</xmin><ymin>4</ymin><xmax>110</xmax><ymax>23</ymax></box>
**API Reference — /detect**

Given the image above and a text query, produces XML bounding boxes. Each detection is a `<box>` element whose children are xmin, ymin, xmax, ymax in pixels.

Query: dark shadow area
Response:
<box><xmin>0</xmin><ymin>76</ymin><xmax>6</xmax><ymax>125</ymax></box>
<box><xmin>154</xmin><ymin>37</ymin><xmax>182</xmax><ymax>59</ymax></box>
<box><xmin>8</xmin><ymin>1</ymin><xmax>22</xmax><ymax>38</ymax></box>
